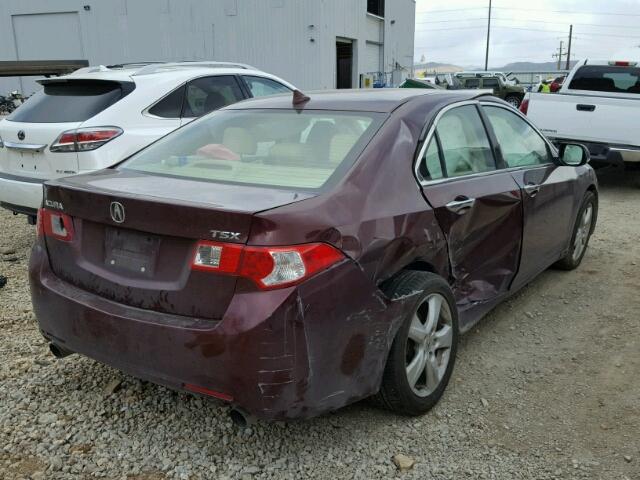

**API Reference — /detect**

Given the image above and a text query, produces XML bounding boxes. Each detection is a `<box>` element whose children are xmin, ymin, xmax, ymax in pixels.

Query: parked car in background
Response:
<box><xmin>0</xmin><ymin>61</ymin><xmax>295</xmax><ymax>222</ymax></box>
<box><xmin>456</xmin><ymin>71</ymin><xmax>518</xmax><ymax>86</ymax></box>
<box><xmin>521</xmin><ymin>59</ymin><xmax>640</xmax><ymax>171</ymax></box>
<box><xmin>399</xmin><ymin>78</ymin><xmax>442</xmax><ymax>89</ymax></box>
<box><xmin>31</xmin><ymin>89</ymin><xmax>597</xmax><ymax>421</ymax></box>
<box><xmin>450</xmin><ymin>73</ymin><xmax>525</xmax><ymax>108</ymax></box>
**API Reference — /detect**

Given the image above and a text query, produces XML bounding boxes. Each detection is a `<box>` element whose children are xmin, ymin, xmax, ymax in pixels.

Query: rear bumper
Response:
<box><xmin>0</xmin><ymin>173</ymin><xmax>44</xmax><ymax>212</ymax></box>
<box><xmin>551</xmin><ymin>139</ymin><xmax>640</xmax><ymax>167</ymax></box>
<box><xmin>29</xmin><ymin>240</ymin><xmax>408</xmax><ymax>420</ymax></box>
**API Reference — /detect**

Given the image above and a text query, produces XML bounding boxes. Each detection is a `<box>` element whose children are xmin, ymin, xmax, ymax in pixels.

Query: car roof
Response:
<box><xmin>47</xmin><ymin>63</ymin><xmax>295</xmax><ymax>87</ymax></box>
<box><xmin>224</xmin><ymin>88</ymin><xmax>488</xmax><ymax>113</ymax></box>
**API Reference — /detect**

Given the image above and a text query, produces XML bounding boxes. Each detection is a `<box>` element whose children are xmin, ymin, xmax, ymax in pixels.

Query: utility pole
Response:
<box><xmin>566</xmin><ymin>25</ymin><xmax>573</xmax><ymax>70</ymax></box>
<box><xmin>553</xmin><ymin>40</ymin><xmax>564</xmax><ymax>70</ymax></box>
<box><xmin>484</xmin><ymin>0</ymin><xmax>492</xmax><ymax>71</ymax></box>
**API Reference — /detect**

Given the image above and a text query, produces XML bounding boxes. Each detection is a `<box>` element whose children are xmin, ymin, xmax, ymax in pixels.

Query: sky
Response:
<box><xmin>414</xmin><ymin>0</ymin><xmax>640</xmax><ymax>68</ymax></box>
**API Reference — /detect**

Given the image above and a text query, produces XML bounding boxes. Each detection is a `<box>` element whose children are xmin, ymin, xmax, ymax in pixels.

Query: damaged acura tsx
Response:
<box><xmin>29</xmin><ymin>89</ymin><xmax>598</xmax><ymax>420</ymax></box>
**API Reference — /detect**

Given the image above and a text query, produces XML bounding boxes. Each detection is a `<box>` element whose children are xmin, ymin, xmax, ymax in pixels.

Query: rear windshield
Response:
<box><xmin>7</xmin><ymin>80</ymin><xmax>131</xmax><ymax>123</ymax></box>
<box><xmin>568</xmin><ymin>65</ymin><xmax>640</xmax><ymax>94</ymax></box>
<box><xmin>120</xmin><ymin>109</ymin><xmax>385</xmax><ymax>191</ymax></box>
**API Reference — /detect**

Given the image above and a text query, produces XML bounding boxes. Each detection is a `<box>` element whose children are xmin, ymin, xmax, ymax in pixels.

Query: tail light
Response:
<box><xmin>519</xmin><ymin>98</ymin><xmax>529</xmax><ymax>115</ymax></box>
<box><xmin>192</xmin><ymin>241</ymin><xmax>344</xmax><ymax>290</ymax></box>
<box><xmin>609</xmin><ymin>61</ymin><xmax>637</xmax><ymax>67</ymax></box>
<box><xmin>37</xmin><ymin>208</ymin><xmax>74</xmax><ymax>242</ymax></box>
<box><xmin>50</xmin><ymin>127</ymin><xmax>123</xmax><ymax>152</ymax></box>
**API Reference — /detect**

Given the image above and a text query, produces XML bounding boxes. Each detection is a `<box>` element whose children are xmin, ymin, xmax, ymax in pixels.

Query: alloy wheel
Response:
<box><xmin>572</xmin><ymin>204</ymin><xmax>593</xmax><ymax>262</ymax></box>
<box><xmin>405</xmin><ymin>293</ymin><xmax>453</xmax><ymax>397</ymax></box>
<box><xmin>506</xmin><ymin>96</ymin><xmax>520</xmax><ymax>108</ymax></box>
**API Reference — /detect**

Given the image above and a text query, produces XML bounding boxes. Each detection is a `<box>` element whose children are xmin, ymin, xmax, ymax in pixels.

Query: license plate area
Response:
<box><xmin>104</xmin><ymin>228</ymin><xmax>161</xmax><ymax>277</ymax></box>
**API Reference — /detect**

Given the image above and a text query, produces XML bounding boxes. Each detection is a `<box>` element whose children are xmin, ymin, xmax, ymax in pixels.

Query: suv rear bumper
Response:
<box><xmin>29</xmin><ymin>239</ymin><xmax>407</xmax><ymax>420</ymax></box>
<box><xmin>0</xmin><ymin>173</ymin><xmax>44</xmax><ymax>212</ymax></box>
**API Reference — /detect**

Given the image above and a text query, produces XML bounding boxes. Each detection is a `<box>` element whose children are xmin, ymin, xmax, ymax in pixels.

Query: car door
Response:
<box><xmin>481</xmin><ymin>77</ymin><xmax>500</xmax><ymax>95</ymax></box>
<box><xmin>416</xmin><ymin>103</ymin><xmax>523</xmax><ymax>307</ymax></box>
<box><xmin>480</xmin><ymin>102</ymin><xmax>576</xmax><ymax>290</ymax></box>
<box><xmin>180</xmin><ymin>75</ymin><xmax>246</xmax><ymax>126</ymax></box>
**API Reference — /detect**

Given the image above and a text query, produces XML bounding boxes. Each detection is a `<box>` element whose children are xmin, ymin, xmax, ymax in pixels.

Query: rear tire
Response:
<box><xmin>375</xmin><ymin>271</ymin><xmax>458</xmax><ymax>416</ymax></box>
<box><xmin>505</xmin><ymin>95</ymin><xmax>521</xmax><ymax>108</ymax></box>
<box><xmin>554</xmin><ymin>191</ymin><xmax>597</xmax><ymax>270</ymax></box>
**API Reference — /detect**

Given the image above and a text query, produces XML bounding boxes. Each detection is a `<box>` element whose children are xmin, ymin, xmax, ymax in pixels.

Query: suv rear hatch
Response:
<box><xmin>41</xmin><ymin>169</ymin><xmax>314</xmax><ymax>320</ymax></box>
<box><xmin>0</xmin><ymin>79</ymin><xmax>133</xmax><ymax>180</ymax></box>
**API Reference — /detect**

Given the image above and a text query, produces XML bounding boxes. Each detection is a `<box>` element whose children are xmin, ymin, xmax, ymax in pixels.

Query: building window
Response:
<box><xmin>367</xmin><ymin>0</ymin><xmax>384</xmax><ymax>17</ymax></box>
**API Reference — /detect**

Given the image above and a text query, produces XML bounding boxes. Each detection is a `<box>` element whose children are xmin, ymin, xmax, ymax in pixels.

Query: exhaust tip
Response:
<box><xmin>229</xmin><ymin>408</ymin><xmax>254</xmax><ymax>428</ymax></box>
<box><xmin>49</xmin><ymin>343</ymin><xmax>73</xmax><ymax>359</ymax></box>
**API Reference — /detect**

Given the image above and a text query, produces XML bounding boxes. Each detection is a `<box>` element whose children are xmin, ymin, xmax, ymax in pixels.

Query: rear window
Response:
<box><xmin>568</xmin><ymin>65</ymin><xmax>640</xmax><ymax>93</ymax></box>
<box><xmin>7</xmin><ymin>80</ymin><xmax>132</xmax><ymax>123</ymax></box>
<box><xmin>120</xmin><ymin>109</ymin><xmax>385</xmax><ymax>191</ymax></box>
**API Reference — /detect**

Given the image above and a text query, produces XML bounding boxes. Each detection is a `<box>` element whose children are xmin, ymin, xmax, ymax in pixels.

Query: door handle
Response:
<box><xmin>576</xmin><ymin>104</ymin><xmax>596</xmax><ymax>112</ymax></box>
<box><xmin>446</xmin><ymin>197</ymin><xmax>475</xmax><ymax>214</ymax></box>
<box><xmin>3</xmin><ymin>141</ymin><xmax>48</xmax><ymax>153</ymax></box>
<box><xmin>524</xmin><ymin>183</ymin><xmax>541</xmax><ymax>197</ymax></box>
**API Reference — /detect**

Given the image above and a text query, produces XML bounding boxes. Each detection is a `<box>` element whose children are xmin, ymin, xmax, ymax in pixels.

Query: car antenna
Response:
<box><xmin>292</xmin><ymin>89</ymin><xmax>310</xmax><ymax>106</ymax></box>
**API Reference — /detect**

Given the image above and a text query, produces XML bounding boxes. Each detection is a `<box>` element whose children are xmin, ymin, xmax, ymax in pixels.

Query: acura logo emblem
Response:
<box><xmin>17</xmin><ymin>130</ymin><xmax>25</xmax><ymax>141</ymax></box>
<box><xmin>110</xmin><ymin>202</ymin><xmax>125</xmax><ymax>224</ymax></box>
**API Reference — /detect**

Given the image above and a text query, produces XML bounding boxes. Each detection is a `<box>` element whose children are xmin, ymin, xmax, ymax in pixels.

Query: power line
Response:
<box><xmin>491</xmin><ymin>6</ymin><xmax>640</xmax><ymax>17</ymax></box>
<box><xmin>415</xmin><ymin>17</ymin><xmax>639</xmax><ymax>30</ymax></box>
<box><xmin>416</xmin><ymin>6</ymin><xmax>640</xmax><ymax>17</ymax></box>
<box><xmin>415</xmin><ymin>25</ymin><xmax>640</xmax><ymax>39</ymax></box>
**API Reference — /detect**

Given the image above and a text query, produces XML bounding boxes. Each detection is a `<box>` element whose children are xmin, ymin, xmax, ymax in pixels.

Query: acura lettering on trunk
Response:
<box><xmin>30</xmin><ymin>89</ymin><xmax>598</xmax><ymax>421</ymax></box>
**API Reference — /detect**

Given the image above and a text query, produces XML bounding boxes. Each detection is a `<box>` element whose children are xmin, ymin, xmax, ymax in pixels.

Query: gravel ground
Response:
<box><xmin>0</xmin><ymin>171</ymin><xmax>638</xmax><ymax>480</ymax></box>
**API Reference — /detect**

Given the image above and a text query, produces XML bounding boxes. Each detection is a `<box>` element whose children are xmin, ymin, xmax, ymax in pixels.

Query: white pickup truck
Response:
<box><xmin>521</xmin><ymin>59</ymin><xmax>640</xmax><ymax>170</ymax></box>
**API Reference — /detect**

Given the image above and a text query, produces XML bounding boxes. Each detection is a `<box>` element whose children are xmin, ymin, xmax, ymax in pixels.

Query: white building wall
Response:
<box><xmin>0</xmin><ymin>0</ymin><xmax>415</xmax><ymax>94</ymax></box>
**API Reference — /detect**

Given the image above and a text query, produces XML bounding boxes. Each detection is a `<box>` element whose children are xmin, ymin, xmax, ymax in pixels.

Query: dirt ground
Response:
<box><xmin>0</xmin><ymin>170</ymin><xmax>638</xmax><ymax>479</ymax></box>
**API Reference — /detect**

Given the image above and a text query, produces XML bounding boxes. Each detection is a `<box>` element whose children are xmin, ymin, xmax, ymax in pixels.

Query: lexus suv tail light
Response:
<box><xmin>50</xmin><ymin>127</ymin><xmax>123</xmax><ymax>152</ymax></box>
<box><xmin>192</xmin><ymin>241</ymin><xmax>344</xmax><ymax>289</ymax></box>
<box><xmin>37</xmin><ymin>208</ymin><xmax>74</xmax><ymax>242</ymax></box>
<box><xmin>519</xmin><ymin>98</ymin><xmax>529</xmax><ymax>115</ymax></box>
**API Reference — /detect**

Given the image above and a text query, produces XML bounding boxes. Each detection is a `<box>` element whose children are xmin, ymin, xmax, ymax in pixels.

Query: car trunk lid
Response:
<box><xmin>0</xmin><ymin>119</ymin><xmax>81</xmax><ymax>179</ymax></box>
<box><xmin>41</xmin><ymin>169</ymin><xmax>314</xmax><ymax>320</ymax></box>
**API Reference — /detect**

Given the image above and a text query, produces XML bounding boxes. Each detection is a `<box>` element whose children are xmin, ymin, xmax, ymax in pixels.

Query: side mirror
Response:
<box><xmin>558</xmin><ymin>143</ymin><xmax>590</xmax><ymax>166</ymax></box>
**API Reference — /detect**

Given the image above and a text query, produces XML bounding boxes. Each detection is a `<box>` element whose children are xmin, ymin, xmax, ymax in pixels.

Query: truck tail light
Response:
<box><xmin>50</xmin><ymin>127</ymin><xmax>123</xmax><ymax>152</ymax></box>
<box><xmin>608</xmin><ymin>61</ymin><xmax>637</xmax><ymax>67</ymax></box>
<box><xmin>519</xmin><ymin>98</ymin><xmax>529</xmax><ymax>115</ymax></box>
<box><xmin>37</xmin><ymin>208</ymin><xmax>74</xmax><ymax>242</ymax></box>
<box><xmin>192</xmin><ymin>241</ymin><xmax>344</xmax><ymax>289</ymax></box>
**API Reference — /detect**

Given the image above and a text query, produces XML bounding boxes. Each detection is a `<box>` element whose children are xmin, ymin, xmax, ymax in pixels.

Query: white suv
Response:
<box><xmin>0</xmin><ymin>61</ymin><xmax>295</xmax><ymax>221</ymax></box>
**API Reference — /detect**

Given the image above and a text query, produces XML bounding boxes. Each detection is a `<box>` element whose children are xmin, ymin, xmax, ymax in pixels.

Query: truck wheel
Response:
<box><xmin>554</xmin><ymin>191</ymin><xmax>597</xmax><ymax>270</ymax></box>
<box><xmin>505</xmin><ymin>95</ymin><xmax>521</xmax><ymax>108</ymax></box>
<box><xmin>375</xmin><ymin>271</ymin><xmax>458</xmax><ymax>416</ymax></box>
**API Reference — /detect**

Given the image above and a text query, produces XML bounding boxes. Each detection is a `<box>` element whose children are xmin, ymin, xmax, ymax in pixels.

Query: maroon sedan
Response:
<box><xmin>30</xmin><ymin>89</ymin><xmax>598</xmax><ymax>422</ymax></box>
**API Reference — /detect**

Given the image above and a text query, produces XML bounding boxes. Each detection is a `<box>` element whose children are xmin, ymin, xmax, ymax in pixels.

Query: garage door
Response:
<box><xmin>363</xmin><ymin>42</ymin><xmax>382</xmax><ymax>75</ymax></box>
<box><xmin>12</xmin><ymin>12</ymin><xmax>85</xmax><ymax>94</ymax></box>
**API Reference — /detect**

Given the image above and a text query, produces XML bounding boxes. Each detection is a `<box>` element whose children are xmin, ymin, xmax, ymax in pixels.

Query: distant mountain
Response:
<box><xmin>414</xmin><ymin>62</ymin><xmax>464</xmax><ymax>73</ymax></box>
<box><xmin>492</xmin><ymin>61</ymin><xmax>579</xmax><ymax>72</ymax></box>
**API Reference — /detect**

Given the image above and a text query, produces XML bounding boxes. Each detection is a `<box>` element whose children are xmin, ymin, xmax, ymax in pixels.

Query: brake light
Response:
<box><xmin>50</xmin><ymin>127</ymin><xmax>123</xmax><ymax>152</ymax></box>
<box><xmin>519</xmin><ymin>98</ymin><xmax>529</xmax><ymax>115</ymax></box>
<box><xmin>608</xmin><ymin>61</ymin><xmax>637</xmax><ymax>67</ymax></box>
<box><xmin>37</xmin><ymin>208</ymin><xmax>74</xmax><ymax>242</ymax></box>
<box><xmin>192</xmin><ymin>241</ymin><xmax>345</xmax><ymax>289</ymax></box>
